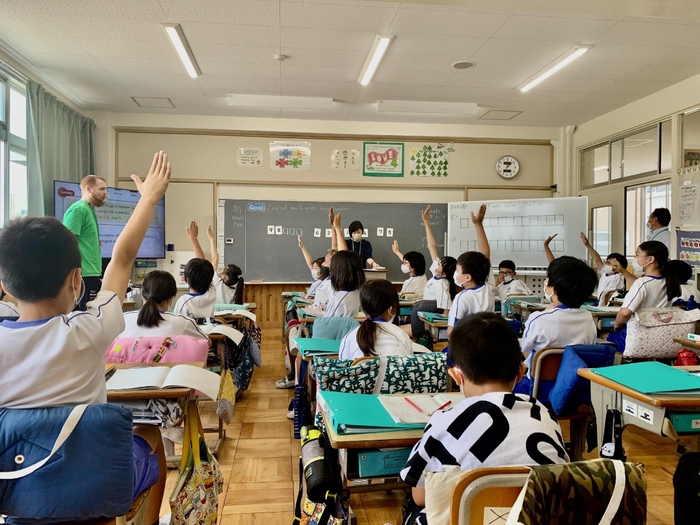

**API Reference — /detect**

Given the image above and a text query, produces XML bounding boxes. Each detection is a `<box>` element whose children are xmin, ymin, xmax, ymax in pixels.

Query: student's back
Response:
<box><xmin>447</xmin><ymin>252</ymin><xmax>495</xmax><ymax>334</ymax></box>
<box><xmin>324</xmin><ymin>250</ymin><xmax>365</xmax><ymax>318</ymax></box>
<box><xmin>172</xmin><ymin>257</ymin><xmax>216</xmax><ymax>319</ymax></box>
<box><xmin>119</xmin><ymin>311</ymin><xmax>206</xmax><ymax>340</ymax></box>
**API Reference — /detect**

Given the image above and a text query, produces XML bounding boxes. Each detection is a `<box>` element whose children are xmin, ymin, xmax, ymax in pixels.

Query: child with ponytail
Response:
<box><xmin>607</xmin><ymin>240</ymin><xmax>680</xmax><ymax>352</ymax></box>
<box><xmin>338</xmin><ymin>279</ymin><xmax>413</xmax><ymax>360</ymax></box>
<box><xmin>117</xmin><ymin>270</ymin><xmax>207</xmax><ymax>340</ymax></box>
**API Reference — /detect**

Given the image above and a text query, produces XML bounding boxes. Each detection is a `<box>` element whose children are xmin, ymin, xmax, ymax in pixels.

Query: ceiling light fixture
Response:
<box><xmin>162</xmin><ymin>23</ymin><xmax>201</xmax><ymax>79</ymax></box>
<box><xmin>518</xmin><ymin>45</ymin><xmax>591</xmax><ymax>93</ymax></box>
<box><xmin>594</xmin><ymin>166</ymin><xmax>608</xmax><ymax>171</ymax></box>
<box><xmin>358</xmin><ymin>35</ymin><xmax>394</xmax><ymax>86</ymax></box>
<box><xmin>227</xmin><ymin>94</ymin><xmax>334</xmax><ymax>110</ymax></box>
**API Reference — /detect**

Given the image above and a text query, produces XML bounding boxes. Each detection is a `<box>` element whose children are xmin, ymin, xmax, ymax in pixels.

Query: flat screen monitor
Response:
<box><xmin>54</xmin><ymin>181</ymin><xmax>166</xmax><ymax>259</ymax></box>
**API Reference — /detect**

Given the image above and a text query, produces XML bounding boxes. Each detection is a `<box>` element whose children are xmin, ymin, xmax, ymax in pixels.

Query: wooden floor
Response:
<box><xmin>159</xmin><ymin>328</ymin><xmax>682</xmax><ymax>525</ymax></box>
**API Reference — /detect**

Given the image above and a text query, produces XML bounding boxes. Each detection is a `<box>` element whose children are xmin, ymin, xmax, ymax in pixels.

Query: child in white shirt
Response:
<box><xmin>495</xmin><ymin>259</ymin><xmax>531</xmax><ymax>298</ymax></box>
<box><xmin>324</xmin><ymin>251</ymin><xmax>365</xmax><ymax>318</ymax></box>
<box><xmin>338</xmin><ymin>279</ymin><xmax>413</xmax><ymax>360</ymax></box>
<box><xmin>173</xmin><ymin>220</ymin><xmax>217</xmax><ymax>319</ymax></box>
<box><xmin>400</xmin><ymin>312</ymin><xmax>568</xmax><ymax>525</ymax></box>
<box><xmin>667</xmin><ymin>259</ymin><xmax>696</xmax><ymax>303</ymax></box>
<box><xmin>117</xmin><ymin>270</ymin><xmax>207</xmax><ymax>341</ymax></box>
<box><xmin>397</xmin><ymin>250</ymin><xmax>428</xmax><ymax>298</ymax></box>
<box><xmin>579</xmin><ymin>232</ymin><xmax>627</xmax><ymax>304</ymax></box>
<box><xmin>0</xmin><ymin>151</ymin><xmax>172</xmax><ymax>524</ymax></box>
<box><xmin>447</xmin><ymin>251</ymin><xmax>495</xmax><ymax>337</ymax></box>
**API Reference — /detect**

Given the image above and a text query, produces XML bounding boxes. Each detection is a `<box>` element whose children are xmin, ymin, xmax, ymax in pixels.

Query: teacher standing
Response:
<box><xmin>62</xmin><ymin>175</ymin><xmax>108</xmax><ymax>310</ymax></box>
<box><xmin>347</xmin><ymin>220</ymin><xmax>380</xmax><ymax>269</ymax></box>
<box><xmin>646</xmin><ymin>207</ymin><xmax>671</xmax><ymax>252</ymax></box>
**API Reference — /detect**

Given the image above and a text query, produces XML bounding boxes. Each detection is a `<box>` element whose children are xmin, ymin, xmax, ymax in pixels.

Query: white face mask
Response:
<box><xmin>633</xmin><ymin>256</ymin><xmax>650</xmax><ymax>273</ymax></box>
<box><xmin>400</xmin><ymin>264</ymin><xmax>410</xmax><ymax>274</ymax></box>
<box><xmin>543</xmin><ymin>289</ymin><xmax>552</xmax><ymax>302</ymax></box>
<box><xmin>455</xmin><ymin>274</ymin><xmax>468</xmax><ymax>288</ymax></box>
<box><xmin>311</xmin><ymin>269</ymin><xmax>320</xmax><ymax>280</ymax></box>
<box><xmin>68</xmin><ymin>269</ymin><xmax>85</xmax><ymax>314</ymax></box>
<box><xmin>601</xmin><ymin>264</ymin><xmax>614</xmax><ymax>276</ymax></box>
<box><xmin>351</xmin><ymin>233</ymin><xmax>363</xmax><ymax>242</ymax></box>
<box><xmin>502</xmin><ymin>277</ymin><xmax>513</xmax><ymax>285</ymax></box>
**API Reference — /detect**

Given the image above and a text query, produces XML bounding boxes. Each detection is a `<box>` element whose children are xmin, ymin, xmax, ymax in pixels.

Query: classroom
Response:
<box><xmin>3</xmin><ymin>1</ymin><xmax>700</xmax><ymax>524</ymax></box>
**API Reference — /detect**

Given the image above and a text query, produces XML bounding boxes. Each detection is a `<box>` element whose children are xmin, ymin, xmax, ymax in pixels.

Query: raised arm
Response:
<box><xmin>333</xmin><ymin>212</ymin><xmax>348</xmax><ymax>251</ymax></box>
<box><xmin>610</xmin><ymin>259</ymin><xmax>638</xmax><ymax>283</ymax></box>
<box><xmin>422</xmin><ymin>205</ymin><xmax>439</xmax><ymax>262</ymax></box>
<box><xmin>471</xmin><ymin>204</ymin><xmax>490</xmax><ymax>261</ymax></box>
<box><xmin>543</xmin><ymin>234</ymin><xmax>557</xmax><ymax>264</ymax></box>
<box><xmin>186</xmin><ymin>220</ymin><xmax>206</xmax><ymax>260</ymax></box>
<box><xmin>580</xmin><ymin>232</ymin><xmax>604</xmax><ymax>270</ymax></box>
<box><xmin>207</xmin><ymin>225</ymin><xmax>219</xmax><ymax>270</ymax></box>
<box><xmin>103</xmin><ymin>151</ymin><xmax>171</xmax><ymax>303</ymax></box>
<box><xmin>298</xmin><ymin>235</ymin><xmax>314</xmax><ymax>270</ymax></box>
<box><xmin>329</xmin><ymin>207</ymin><xmax>337</xmax><ymax>250</ymax></box>
<box><xmin>391</xmin><ymin>240</ymin><xmax>404</xmax><ymax>261</ymax></box>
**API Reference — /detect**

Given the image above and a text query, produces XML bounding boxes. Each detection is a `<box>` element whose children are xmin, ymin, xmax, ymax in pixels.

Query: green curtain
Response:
<box><xmin>26</xmin><ymin>80</ymin><xmax>95</xmax><ymax>216</ymax></box>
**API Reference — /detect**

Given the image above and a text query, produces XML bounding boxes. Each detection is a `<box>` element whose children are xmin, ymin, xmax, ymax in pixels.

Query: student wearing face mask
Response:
<box><xmin>494</xmin><ymin>260</ymin><xmax>531</xmax><ymax>298</ymax></box>
<box><xmin>606</xmin><ymin>241</ymin><xmax>681</xmax><ymax>352</ymax></box>
<box><xmin>579</xmin><ymin>232</ymin><xmax>629</xmax><ymax>304</ymax></box>
<box><xmin>391</xmin><ymin>243</ymin><xmax>427</xmax><ymax>298</ymax></box>
<box><xmin>447</xmin><ymin>251</ymin><xmax>495</xmax><ymax>337</ymax></box>
<box><xmin>297</xmin><ymin>235</ymin><xmax>329</xmax><ymax>298</ymax></box>
<box><xmin>646</xmin><ymin>208</ymin><xmax>671</xmax><ymax>252</ymax></box>
<box><xmin>345</xmin><ymin>220</ymin><xmax>380</xmax><ymax>269</ymax></box>
<box><xmin>338</xmin><ymin>280</ymin><xmax>413</xmax><ymax>360</ymax></box>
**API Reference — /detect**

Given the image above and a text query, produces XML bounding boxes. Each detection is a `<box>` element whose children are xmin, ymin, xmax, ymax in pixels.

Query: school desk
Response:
<box><xmin>422</xmin><ymin>318</ymin><xmax>448</xmax><ymax>342</ymax></box>
<box><xmin>363</xmin><ymin>268</ymin><xmax>388</xmax><ymax>281</ymax></box>
<box><xmin>121</xmin><ymin>300</ymin><xmax>136</xmax><ymax>312</ymax></box>
<box><xmin>509</xmin><ymin>299</ymin><xmax>546</xmax><ymax>319</ymax></box>
<box><xmin>674</xmin><ymin>337</ymin><xmax>700</xmax><ymax>351</ymax></box>
<box><xmin>578</xmin><ymin>366</ymin><xmax>700</xmax><ymax>455</ymax></box>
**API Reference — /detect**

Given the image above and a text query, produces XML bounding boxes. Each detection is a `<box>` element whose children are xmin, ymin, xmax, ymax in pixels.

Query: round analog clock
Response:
<box><xmin>496</xmin><ymin>156</ymin><xmax>520</xmax><ymax>179</ymax></box>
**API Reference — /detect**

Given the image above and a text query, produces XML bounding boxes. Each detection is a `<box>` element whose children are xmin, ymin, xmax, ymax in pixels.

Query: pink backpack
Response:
<box><xmin>106</xmin><ymin>335</ymin><xmax>209</xmax><ymax>364</ymax></box>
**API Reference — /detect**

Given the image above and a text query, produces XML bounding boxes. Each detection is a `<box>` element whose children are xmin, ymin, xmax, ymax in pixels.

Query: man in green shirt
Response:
<box><xmin>62</xmin><ymin>175</ymin><xmax>108</xmax><ymax>310</ymax></box>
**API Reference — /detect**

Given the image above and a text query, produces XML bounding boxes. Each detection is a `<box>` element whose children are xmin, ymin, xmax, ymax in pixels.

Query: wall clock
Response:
<box><xmin>496</xmin><ymin>156</ymin><xmax>520</xmax><ymax>179</ymax></box>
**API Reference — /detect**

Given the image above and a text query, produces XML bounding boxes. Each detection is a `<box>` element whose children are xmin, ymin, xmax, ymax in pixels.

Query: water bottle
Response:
<box><xmin>300</xmin><ymin>425</ymin><xmax>331</xmax><ymax>502</ymax></box>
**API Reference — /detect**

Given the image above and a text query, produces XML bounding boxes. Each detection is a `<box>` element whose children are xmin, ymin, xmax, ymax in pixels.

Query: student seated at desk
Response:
<box><xmin>0</xmin><ymin>289</ymin><xmax>19</xmax><ymax>317</ymax></box>
<box><xmin>117</xmin><ymin>270</ymin><xmax>207</xmax><ymax>341</ymax></box>
<box><xmin>667</xmin><ymin>259</ymin><xmax>696</xmax><ymax>303</ymax></box>
<box><xmin>173</xmin><ymin>220</ymin><xmax>217</xmax><ymax>319</ymax></box>
<box><xmin>324</xmin><ymin>250</ymin><xmax>366</xmax><ymax>318</ymax></box>
<box><xmin>313</xmin><ymin>211</ymin><xmax>347</xmax><ymax>310</ymax></box>
<box><xmin>199</xmin><ymin>223</ymin><xmax>243</xmax><ymax>305</ymax></box>
<box><xmin>298</xmin><ymin>235</ymin><xmax>328</xmax><ymax>297</ymax></box>
<box><xmin>579</xmin><ymin>232</ymin><xmax>628</xmax><ymax>304</ymax></box>
<box><xmin>391</xmin><ymin>242</ymin><xmax>428</xmax><ymax>298</ymax></box>
<box><xmin>495</xmin><ymin>259</ymin><xmax>531</xmax><ymax>298</ymax></box>
<box><xmin>606</xmin><ymin>241</ymin><xmax>680</xmax><ymax>352</ymax></box>
<box><xmin>447</xmin><ymin>251</ymin><xmax>494</xmax><ymax>337</ymax></box>
<box><xmin>0</xmin><ymin>151</ymin><xmax>171</xmax><ymax>524</ymax></box>
<box><xmin>399</xmin><ymin>312</ymin><xmax>569</xmax><ymax>525</ymax></box>
<box><xmin>338</xmin><ymin>279</ymin><xmax>412</xmax><ymax>360</ymax></box>
<box><xmin>518</xmin><ymin>256</ymin><xmax>597</xmax><ymax>385</ymax></box>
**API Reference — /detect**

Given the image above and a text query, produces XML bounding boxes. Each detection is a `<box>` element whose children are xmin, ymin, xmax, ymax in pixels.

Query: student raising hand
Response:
<box><xmin>421</xmin><ymin>205</ymin><xmax>431</xmax><ymax>224</ymax></box>
<box><xmin>391</xmin><ymin>240</ymin><xmax>403</xmax><ymax>261</ymax></box>
<box><xmin>543</xmin><ymin>233</ymin><xmax>557</xmax><ymax>263</ymax></box>
<box><xmin>328</xmin><ymin>207</ymin><xmax>334</xmax><ymax>226</ymax></box>
<box><xmin>186</xmin><ymin>220</ymin><xmax>198</xmax><ymax>240</ymax></box>
<box><xmin>207</xmin><ymin>225</ymin><xmax>215</xmax><ymax>240</ymax></box>
<box><xmin>470</xmin><ymin>204</ymin><xmax>487</xmax><ymax>225</ymax></box>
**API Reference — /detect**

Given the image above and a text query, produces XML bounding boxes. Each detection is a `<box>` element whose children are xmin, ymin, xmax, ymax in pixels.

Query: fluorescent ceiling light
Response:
<box><xmin>162</xmin><ymin>23</ymin><xmax>201</xmax><ymax>79</ymax></box>
<box><xmin>594</xmin><ymin>166</ymin><xmax>608</xmax><ymax>171</ymax></box>
<box><xmin>518</xmin><ymin>45</ymin><xmax>591</xmax><ymax>93</ymax></box>
<box><xmin>378</xmin><ymin>100</ymin><xmax>480</xmax><ymax>115</ymax></box>
<box><xmin>358</xmin><ymin>35</ymin><xmax>394</xmax><ymax>86</ymax></box>
<box><xmin>228</xmin><ymin>94</ymin><xmax>334</xmax><ymax>110</ymax></box>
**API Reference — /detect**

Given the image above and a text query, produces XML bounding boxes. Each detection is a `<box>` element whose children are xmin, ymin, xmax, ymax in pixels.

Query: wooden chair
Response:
<box><xmin>449</xmin><ymin>467</ymin><xmax>530</xmax><ymax>525</ymax></box>
<box><xmin>530</xmin><ymin>347</ymin><xmax>591</xmax><ymax>461</ymax></box>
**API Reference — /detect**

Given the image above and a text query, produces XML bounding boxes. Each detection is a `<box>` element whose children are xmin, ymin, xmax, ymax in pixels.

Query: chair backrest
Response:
<box><xmin>233</xmin><ymin>276</ymin><xmax>245</xmax><ymax>304</ymax></box>
<box><xmin>531</xmin><ymin>346</ymin><xmax>564</xmax><ymax>400</ymax></box>
<box><xmin>105</xmin><ymin>335</ymin><xmax>209</xmax><ymax>364</ymax></box>
<box><xmin>312</xmin><ymin>316</ymin><xmax>359</xmax><ymax>340</ymax></box>
<box><xmin>449</xmin><ymin>467</ymin><xmax>530</xmax><ymax>525</ymax></box>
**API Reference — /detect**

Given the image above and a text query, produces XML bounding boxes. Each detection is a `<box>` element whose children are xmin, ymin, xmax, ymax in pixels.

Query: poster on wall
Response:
<box><xmin>237</xmin><ymin>148</ymin><xmax>263</xmax><ymax>167</ymax></box>
<box><xmin>363</xmin><ymin>142</ymin><xmax>404</xmax><ymax>177</ymax></box>
<box><xmin>409</xmin><ymin>144</ymin><xmax>448</xmax><ymax>177</ymax></box>
<box><xmin>270</xmin><ymin>141</ymin><xmax>311</xmax><ymax>171</ymax></box>
<box><xmin>680</xmin><ymin>183</ymin><xmax>699</xmax><ymax>223</ymax></box>
<box><xmin>330</xmin><ymin>149</ymin><xmax>360</xmax><ymax>171</ymax></box>
<box><xmin>678</xmin><ymin>230</ymin><xmax>700</xmax><ymax>268</ymax></box>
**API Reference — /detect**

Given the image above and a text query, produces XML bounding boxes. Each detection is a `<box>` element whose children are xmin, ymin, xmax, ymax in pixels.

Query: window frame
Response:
<box><xmin>0</xmin><ymin>67</ymin><xmax>28</xmax><ymax>226</ymax></box>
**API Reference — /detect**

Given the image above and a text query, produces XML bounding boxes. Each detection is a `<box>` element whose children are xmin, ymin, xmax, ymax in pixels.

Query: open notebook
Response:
<box><xmin>379</xmin><ymin>393</ymin><xmax>465</xmax><ymax>424</ymax></box>
<box><xmin>106</xmin><ymin>365</ymin><xmax>220</xmax><ymax>401</ymax></box>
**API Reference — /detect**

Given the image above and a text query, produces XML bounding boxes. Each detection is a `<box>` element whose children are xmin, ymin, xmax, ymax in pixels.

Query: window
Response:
<box><xmin>580</xmin><ymin>120</ymin><xmax>671</xmax><ymax>189</ymax></box>
<box><xmin>591</xmin><ymin>206</ymin><xmax>612</xmax><ymax>259</ymax></box>
<box><xmin>0</xmin><ymin>72</ymin><xmax>28</xmax><ymax>226</ymax></box>
<box><xmin>625</xmin><ymin>181</ymin><xmax>672</xmax><ymax>256</ymax></box>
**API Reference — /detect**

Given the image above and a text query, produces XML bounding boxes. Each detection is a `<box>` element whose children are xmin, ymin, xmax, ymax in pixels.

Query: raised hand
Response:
<box><xmin>421</xmin><ymin>205</ymin><xmax>431</xmax><ymax>223</ymax></box>
<box><xmin>207</xmin><ymin>225</ymin><xmax>215</xmax><ymax>240</ymax></box>
<box><xmin>470</xmin><ymin>204</ymin><xmax>487</xmax><ymax>225</ymax></box>
<box><xmin>392</xmin><ymin>240</ymin><xmax>400</xmax><ymax>254</ymax></box>
<box><xmin>544</xmin><ymin>233</ymin><xmax>558</xmax><ymax>246</ymax></box>
<box><xmin>131</xmin><ymin>150</ymin><xmax>171</xmax><ymax>203</ymax></box>
<box><xmin>328</xmin><ymin>207</ymin><xmax>335</xmax><ymax>226</ymax></box>
<box><xmin>186</xmin><ymin>220</ymin><xmax>198</xmax><ymax>239</ymax></box>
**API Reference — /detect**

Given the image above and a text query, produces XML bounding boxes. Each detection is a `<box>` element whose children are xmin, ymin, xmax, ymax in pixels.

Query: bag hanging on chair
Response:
<box><xmin>624</xmin><ymin>307</ymin><xmax>700</xmax><ymax>358</ymax></box>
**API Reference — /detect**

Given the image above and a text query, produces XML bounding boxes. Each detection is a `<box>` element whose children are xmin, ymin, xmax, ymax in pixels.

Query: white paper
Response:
<box><xmin>270</xmin><ymin>141</ymin><xmax>311</xmax><ymax>171</ymax></box>
<box><xmin>680</xmin><ymin>184</ymin><xmax>699</xmax><ymax>222</ymax></box>
<box><xmin>237</xmin><ymin>147</ymin><xmax>263</xmax><ymax>167</ymax></box>
<box><xmin>379</xmin><ymin>393</ymin><xmax>464</xmax><ymax>424</ymax></box>
<box><xmin>106</xmin><ymin>365</ymin><xmax>220</xmax><ymax>401</ymax></box>
<box><xmin>331</xmin><ymin>149</ymin><xmax>360</xmax><ymax>171</ymax></box>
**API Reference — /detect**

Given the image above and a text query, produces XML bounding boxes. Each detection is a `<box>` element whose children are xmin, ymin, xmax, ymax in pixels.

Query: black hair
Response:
<box><xmin>330</xmin><ymin>250</ymin><xmax>366</xmax><ymax>292</ymax></box>
<box><xmin>403</xmin><ymin>251</ymin><xmax>426</xmax><ymax>277</ymax></box>
<box><xmin>313</xmin><ymin>257</ymin><xmax>330</xmax><ymax>279</ymax></box>
<box><xmin>0</xmin><ymin>289</ymin><xmax>5</xmax><ymax>301</ymax></box>
<box><xmin>639</xmin><ymin>241</ymin><xmax>681</xmax><ymax>300</ymax></box>
<box><xmin>184</xmin><ymin>258</ymin><xmax>214</xmax><ymax>294</ymax></box>
<box><xmin>667</xmin><ymin>260</ymin><xmax>693</xmax><ymax>285</ymax></box>
<box><xmin>651</xmin><ymin>208</ymin><xmax>671</xmax><ymax>227</ymax></box>
<box><xmin>221</xmin><ymin>264</ymin><xmax>242</xmax><ymax>288</ymax></box>
<box><xmin>606</xmin><ymin>252</ymin><xmax>628</xmax><ymax>270</ymax></box>
<box><xmin>0</xmin><ymin>217</ymin><xmax>81</xmax><ymax>302</ymax></box>
<box><xmin>448</xmin><ymin>312</ymin><xmax>523</xmax><ymax>386</ymax></box>
<box><xmin>356</xmin><ymin>280</ymin><xmax>399</xmax><ymax>357</ymax></box>
<box><xmin>498</xmin><ymin>260</ymin><xmax>516</xmax><ymax>272</ymax></box>
<box><xmin>348</xmin><ymin>221</ymin><xmax>364</xmax><ymax>234</ymax></box>
<box><xmin>456</xmin><ymin>251</ymin><xmax>490</xmax><ymax>286</ymax></box>
<box><xmin>137</xmin><ymin>271</ymin><xmax>177</xmax><ymax>328</ymax></box>
<box><xmin>440</xmin><ymin>256</ymin><xmax>458</xmax><ymax>300</ymax></box>
<box><xmin>546</xmin><ymin>256</ymin><xmax>597</xmax><ymax>308</ymax></box>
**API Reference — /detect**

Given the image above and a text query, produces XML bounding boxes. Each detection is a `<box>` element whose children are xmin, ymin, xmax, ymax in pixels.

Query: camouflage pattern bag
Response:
<box><xmin>506</xmin><ymin>459</ymin><xmax>646</xmax><ymax>525</ymax></box>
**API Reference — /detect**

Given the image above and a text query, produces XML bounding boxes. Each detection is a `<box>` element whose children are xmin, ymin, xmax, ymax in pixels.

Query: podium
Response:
<box><xmin>364</xmin><ymin>269</ymin><xmax>388</xmax><ymax>281</ymax></box>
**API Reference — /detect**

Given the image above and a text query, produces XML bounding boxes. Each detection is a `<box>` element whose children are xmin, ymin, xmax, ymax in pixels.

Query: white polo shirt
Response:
<box><xmin>422</xmin><ymin>259</ymin><xmax>452</xmax><ymax>310</ymax></box>
<box><xmin>622</xmin><ymin>275</ymin><xmax>669</xmax><ymax>312</ymax></box>
<box><xmin>401</xmin><ymin>274</ymin><xmax>428</xmax><ymax>295</ymax></box>
<box><xmin>648</xmin><ymin>227</ymin><xmax>671</xmax><ymax>251</ymax></box>
<box><xmin>597</xmin><ymin>270</ymin><xmax>625</xmax><ymax>302</ymax></box>
<box><xmin>0</xmin><ymin>301</ymin><xmax>19</xmax><ymax>317</ymax></box>
<box><xmin>448</xmin><ymin>284</ymin><xmax>495</xmax><ymax>327</ymax></box>
<box><xmin>307</xmin><ymin>278</ymin><xmax>324</xmax><ymax>297</ymax></box>
<box><xmin>496</xmin><ymin>279</ymin><xmax>531</xmax><ymax>298</ymax></box>
<box><xmin>173</xmin><ymin>286</ymin><xmax>216</xmax><ymax>319</ymax></box>
<box><xmin>213</xmin><ymin>275</ymin><xmax>236</xmax><ymax>304</ymax></box>
<box><xmin>312</xmin><ymin>278</ymin><xmax>334</xmax><ymax>309</ymax></box>
<box><xmin>680</xmin><ymin>283</ymin><xmax>698</xmax><ymax>302</ymax></box>
<box><xmin>521</xmin><ymin>306</ymin><xmax>597</xmax><ymax>376</ymax></box>
<box><xmin>324</xmin><ymin>290</ymin><xmax>361</xmax><ymax>318</ymax></box>
<box><xmin>338</xmin><ymin>320</ymin><xmax>413</xmax><ymax>360</ymax></box>
<box><xmin>118</xmin><ymin>310</ymin><xmax>208</xmax><ymax>341</ymax></box>
<box><xmin>0</xmin><ymin>291</ymin><xmax>124</xmax><ymax>408</ymax></box>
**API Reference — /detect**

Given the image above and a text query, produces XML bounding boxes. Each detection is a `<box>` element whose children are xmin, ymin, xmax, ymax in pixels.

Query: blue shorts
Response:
<box><xmin>133</xmin><ymin>435</ymin><xmax>160</xmax><ymax>501</ymax></box>
<box><xmin>606</xmin><ymin>327</ymin><xmax>627</xmax><ymax>353</ymax></box>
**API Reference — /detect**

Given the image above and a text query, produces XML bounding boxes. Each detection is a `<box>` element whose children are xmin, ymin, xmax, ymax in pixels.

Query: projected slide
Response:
<box><xmin>54</xmin><ymin>181</ymin><xmax>166</xmax><ymax>259</ymax></box>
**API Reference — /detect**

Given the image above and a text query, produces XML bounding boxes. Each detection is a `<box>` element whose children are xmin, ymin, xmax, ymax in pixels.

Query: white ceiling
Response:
<box><xmin>3</xmin><ymin>0</ymin><xmax>700</xmax><ymax>126</ymax></box>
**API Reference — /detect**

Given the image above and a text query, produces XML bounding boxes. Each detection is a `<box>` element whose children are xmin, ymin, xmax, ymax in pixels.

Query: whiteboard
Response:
<box><xmin>447</xmin><ymin>197</ymin><xmax>588</xmax><ymax>267</ymax></box>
